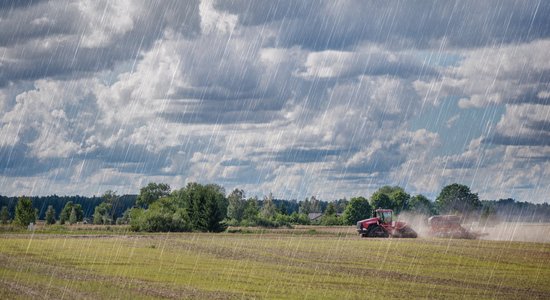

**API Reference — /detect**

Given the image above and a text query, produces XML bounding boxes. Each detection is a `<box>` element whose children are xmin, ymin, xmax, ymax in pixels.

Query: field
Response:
<box><xmin>1</xmin><ymin>226</ymin><xmax>549</xmax><ymax>299</ymax></box>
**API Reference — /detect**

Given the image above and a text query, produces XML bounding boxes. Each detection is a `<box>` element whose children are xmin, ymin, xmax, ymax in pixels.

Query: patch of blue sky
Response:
<box><xmin>411</xmin><ymin>96</ymin><xmax>504</xmax><ymax>156</ymax></box>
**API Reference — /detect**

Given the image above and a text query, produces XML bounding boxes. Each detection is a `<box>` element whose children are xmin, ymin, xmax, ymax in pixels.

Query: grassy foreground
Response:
<box><xmin>0</xmin><ymin>227</ymin><xmax>549</xmax><ymax>299</ymax></box>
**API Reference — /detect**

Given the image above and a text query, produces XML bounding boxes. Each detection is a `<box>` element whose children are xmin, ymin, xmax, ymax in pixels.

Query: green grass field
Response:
<box><xmin>1</xmin><ymin>227</ymin><xmax>549</xmax><ymax>299</ymax></box>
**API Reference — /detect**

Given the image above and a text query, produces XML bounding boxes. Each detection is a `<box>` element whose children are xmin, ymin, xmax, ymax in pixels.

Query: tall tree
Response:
<box><xmin>370</xmin><ymin>186</ymin><xmax>410</xmax><ymax>213</ymax></box>
<box><xmin>14</xmin><ymin>197</ymin><xmax>36</xmax><ymax>226</ymax></box>
<box><xmin>1</xmin><ymin>206</ymin><xmax>9</xmax><ymax>224</ymax></box>
<box><xmin>261</xmin><ymin>193</ymin><xmax>276</xmax><ymax>219</ymax></box>
<box><xmin>59</xmin><ymin>201</ymin><xmax>71</xmax><ymax>224</ymax></box>
<box><xmin>321</xmin><ymin>202</ymin><xmax>341</xmax><ymax>226</ymax></box>
<box><xmin>436</xmin><ymin>183</ymin><xmax>481</xmax><ymax>214</ymax></box>
<box><xmin>343</xmin><ymin>197</ymin><xmax>372</xmax><ymax>225</ymax></box>
<box><xmin>136</xmin><ymin>182</ymin><xmax>171</xmax><ymax>208</ymax></box>
<box><xmin>299</xmin><ymin>197</ymin><xmax>311</xmax><ymax>215</ymax></box>
<box><xmin>370</xmin><ymin>193</ymin><xmax>393</xmax><ymax>210</ymax></box>
<box><xmin>69</xmin><ymin>207</ymin><xmax>78</xmax><ymax>225</ymax></box>
<box><xmin>177</xmin><ymin>183</ymin><xmax>228</xmax><ymax>232</ymax></box>
<box><xmin>390</xmin><ymin>190</ymin><xmax>410</xmax><ymax>214</ymax></box>
<box><xmin>243</xmin><ymin>197</ymin><xmax>260</xmax><ymax>221</ymax></box>
<box><xmin>408</xmin><ymin>194</ymin><xmax>435</xmax><ymax>215</ymax></box>
<box><xmin>60</xmin><ymin>201</ymin><xmax>83</xmax><ymax>224</ymax></box>
<box><xmin>324</xmin><ymin>202</ymin><xmax>337</xmax><ymax>216</ymax></box>
<box><xmin>227</xmin><ymin>188</ymin><xmax>246</xmax><ymax>222</ymax></box>
<box><xmin>45</xmin><ymin>205</ymin><xmax>56</xmax><ymax>225</ymax></box>
<box><xmin>101</xmin><ymin>190</ymin><xmax>120</xmax><ymax>223</ymax></box>
<box><xmin>93</xmin><ymin>202</ymin><xmax>113</xmax><ymax>225</ymax></box>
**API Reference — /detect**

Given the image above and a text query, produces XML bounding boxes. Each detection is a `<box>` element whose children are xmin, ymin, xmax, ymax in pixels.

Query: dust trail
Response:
<box><xmin>396</xmin><ymin>212</ymin><xmax>431</xmax><ymax>237</ymax></box>
<box><xmin>472</xmin><ymin>222</ymin><xmax>550</xmax><ymax>243</ymax></box>
<box><xmin>397</xmin><ymin>212</ymin><xmax>550</xmax><ymax>243</ymax></box>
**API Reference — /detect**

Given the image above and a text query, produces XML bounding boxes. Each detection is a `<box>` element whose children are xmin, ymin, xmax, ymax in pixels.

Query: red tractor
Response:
<box><xmin>357</xmin><ymin>209</ymin><xmax>417</xmax><ymax>238</ymax></box>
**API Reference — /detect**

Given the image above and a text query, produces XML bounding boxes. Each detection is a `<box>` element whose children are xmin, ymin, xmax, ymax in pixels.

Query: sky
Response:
<box><xmin>0</xmin><ymin>0</ymin><xmax>549</xmax><ymax>203</ymax></box>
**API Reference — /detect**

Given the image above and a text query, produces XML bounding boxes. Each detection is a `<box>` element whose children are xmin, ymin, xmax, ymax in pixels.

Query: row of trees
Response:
<box><xmin>4</xmin><ymin>182</ymin><xmax>547</xmax><ymax>230</ymax></box>
<box><xmin>0</xmin><ymin>194</ymin><xmax>136</xmax><ymax>221</ymax></box>
<box><xmin>0</xmin><ymin>198</ymin><xmax>86</xmax><ymax>226</ymax></box>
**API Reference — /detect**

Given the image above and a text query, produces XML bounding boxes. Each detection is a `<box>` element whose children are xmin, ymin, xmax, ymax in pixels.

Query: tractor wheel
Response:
<box><xmin>398</xmin><ymin>226</ymin><xmax>418</xmax><ymax>238</ymax></box>
<box><xmin>367</xmin><ymin>225</ymin><xmax>389</xmax><ymax>238</ymax></box>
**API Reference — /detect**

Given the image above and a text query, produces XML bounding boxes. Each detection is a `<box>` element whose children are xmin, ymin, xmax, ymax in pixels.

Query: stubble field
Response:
<box><xmin>1</xmin><ymin>226</ymin><xmax>549</xmax><ymax>299</ymax></box>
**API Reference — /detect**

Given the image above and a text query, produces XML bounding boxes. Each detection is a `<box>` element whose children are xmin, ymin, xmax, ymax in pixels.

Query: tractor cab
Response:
<box><xmin>375</xmin><ymin>209</ymin><xmax>393</xmax><ymax>225</ymax></box>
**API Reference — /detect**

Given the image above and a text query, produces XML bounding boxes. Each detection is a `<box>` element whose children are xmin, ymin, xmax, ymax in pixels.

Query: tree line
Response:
<box><xmin>2</xmin><ymin>182</ymin><xmax>550</xmax><ymax>230</ymax></box>
<box><xmin>0</xmin><ymin>194</ymin><xmax>136</xmax><ymax>220</ymax></box>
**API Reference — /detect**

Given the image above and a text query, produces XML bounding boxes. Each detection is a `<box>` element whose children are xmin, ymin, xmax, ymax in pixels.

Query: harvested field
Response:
<box><xmin>0</xmin><ymin>228</ymin><xmax>549</xmax><ymax>299</ymax></box>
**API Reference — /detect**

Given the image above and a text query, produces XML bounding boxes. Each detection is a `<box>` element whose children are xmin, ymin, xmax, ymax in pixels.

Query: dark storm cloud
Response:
<box><xmin>0</xmin><ymin>0</ymin><xmax>46</xmax><ymax>10</ymax></box>
<box><xmin>0</xmin><ymin>0</ymin><xmax>201</xmax><ymax>86</ymax></box>
<box><xmin>485</xmin><ymin>133</ymin><xmax>550</xmax><ymax>147</ymax></box>
<box><xmin>216</xmin><ymin>0</ymin><xmax>550</xmax><ymax>49</ymax></box>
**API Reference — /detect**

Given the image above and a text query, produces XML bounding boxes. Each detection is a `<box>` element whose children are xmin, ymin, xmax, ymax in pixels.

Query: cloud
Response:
<box><xmin>298</xmin><ymin>46</ymin><xmax>438</xmax><ymax>80</ymax></box>
<box><xmin>414</xmin><ymin>39</ymin><xmax>550</xmax><ymax>108</ymax></box>
<box><xmin>0</xmin><ymin>0</ymin><xmax>201</xmax><ymax>86</ymax></box>
<box><xmin>0</xmin><ymin>1</ymin><xmax>549</xmax><ymax>203</ymax></box>
<box><xmin>215</xmin><ymin>0</ymin><xmax>550</xmax><ymax>49</ymax></box>
<box><xmin>486</xmin><ymin>104</ymin><xmax>550</xmax><ymax>146</ymax></box>
<box><xmin>344</xmin><ymin>129</ymin><xmax>439</xmax><ymax>173</ymax></box>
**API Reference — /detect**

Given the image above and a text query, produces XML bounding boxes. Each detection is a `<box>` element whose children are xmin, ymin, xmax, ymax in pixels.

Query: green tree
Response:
<box><xmin>334</xmin><ymin>198</ymin><xmax>349</xmax><ymax>213</ymax></box>
<box><xmin>136</xmin><ymin>182</ymin><xmax>171</xmax><ymax>208</ymax></box>
<box><xmin>227</xmin><ymin>188</ymin><xmax>246</xmax><ymax>222</ymax></box>
<box><xmin>370</xmin><ymin>186</ymin><xmax>410</xmax><ymax>213</ymax></box>
<box><xmin>343</xmin><ymin>197</ymin><xmax>372</xmax><ymax>225</ymax></box>
<box><xmin>436</xmin><ymin>183</ymin><xmax>481</xmax><ymax>214</ymax></box>
<box><xmin>370</xmin><ymin>193</ymin><xmax>393</xmax><ymax>210</ymax></box>
<box><xmin>60</xmin><ymin>202</ymin><xmax>83</xmax><ymax>224</ymax></box>
<box><xmin>102</xmin><ymin>190</ymin><xmax>120</xmax><ymax>221</ymax></box>
<box><xmin>93</xmin><ymin>202</ymin><xmax>113</xmax><ymax>225</ymax></box>
<box><xmin>1</xmin><ymin>206</ymin><xmax>9</xmax><ymax>224</ymax></box>
<box><xmin>177</xmin><ymin>183</ymin><xmax>228</xmax><ymax>232</ymax></box>
<box><xmin>390</xmin><ymin>190</ymin><xmax>410</xmax><ymax>214</ymax></box>
<box><xmin>243</xmin><ymin>197</ymin><xmax>260</xmax><ymax>221</ymax></box>
<box><xmin>69</xmin><ymin>207</ymin><xmax>78</xmax><ymax>225</ymax></box>
<box><xmin>260</xmin><ymin>193</ymin><xmax>277</xmax><ymax>220</ymax></box>
<box><xmin>408</xmin><ymin>194</ymin><xmax>435</xmax><ymax>215</ymax></box>
<box><xmin>14</xmin><ymin>197</ymin><xmax>36</xmax><ymax>226</ymax></box>
<box><xmin>45</xmin><ymin>205</ymin><xmax>56</xmax><ymax>225</ymax></box>
<box><xmin>129</xmin><ymin>198</ymin><xmax>190</xmax><ymax>232</ymax></box>
<box><xmin>324</xmin><ymin>202</ymin><xmax>337</xmax><ymax>216</ymax></box>
<box><xmin>116</xmin><ymin>208</ymin><xmax>132</xmax><ymax>225</ymax></box>
<box><xmin>59</xmin><ymin>203</ymin><xmax>70</xmax><ymax>224</ymax></box>
<box><xmin>320</xmin><ymin>203</ymin><xmax>341</xmax><ymax>225</ymax></box>
<box><xmin>299</xmin><ymin>198</ymin><xmax>311</xmax><ymax>215</ymax></box>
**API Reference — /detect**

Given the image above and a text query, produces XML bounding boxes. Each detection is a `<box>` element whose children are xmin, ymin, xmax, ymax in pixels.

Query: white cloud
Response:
<box><xmin>0</xmin><ymin>1</ymin><xmax>549</xmax><ymax>204</ymax></box>
<box><xmin>415</xmin><ymin>39</ymin><xmax>550</xmax><ymax>108</ymax></box>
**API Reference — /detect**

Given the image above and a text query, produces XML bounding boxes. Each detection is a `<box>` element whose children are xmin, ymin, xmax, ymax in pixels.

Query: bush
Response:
<box><xmin>130</xmin><ymin>207</ymin><xmax>190</xmax><ymax>232</ymax></box>
<box><xmin>289</xmin><ymin>212</ymin><xmax>310</xmax><ymax>225</ymax></box>
<box><xmin>320</xmin><ymin>215</ymin><xmax>342</xmax><ymax>226</ymax></box>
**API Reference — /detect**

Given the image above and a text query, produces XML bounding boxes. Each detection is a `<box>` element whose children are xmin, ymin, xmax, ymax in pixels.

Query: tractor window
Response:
<box><xmin>381</xmin><ymin>211</ymin><xmax>392</xmax><ymax>224</ymax></box>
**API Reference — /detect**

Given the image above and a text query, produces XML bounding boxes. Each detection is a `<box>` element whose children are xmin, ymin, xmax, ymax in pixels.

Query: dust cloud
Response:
<box><xmin>397</xmin><ymin>212</ymin><xmax>550</xmax><ymax>243</ymax></box>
